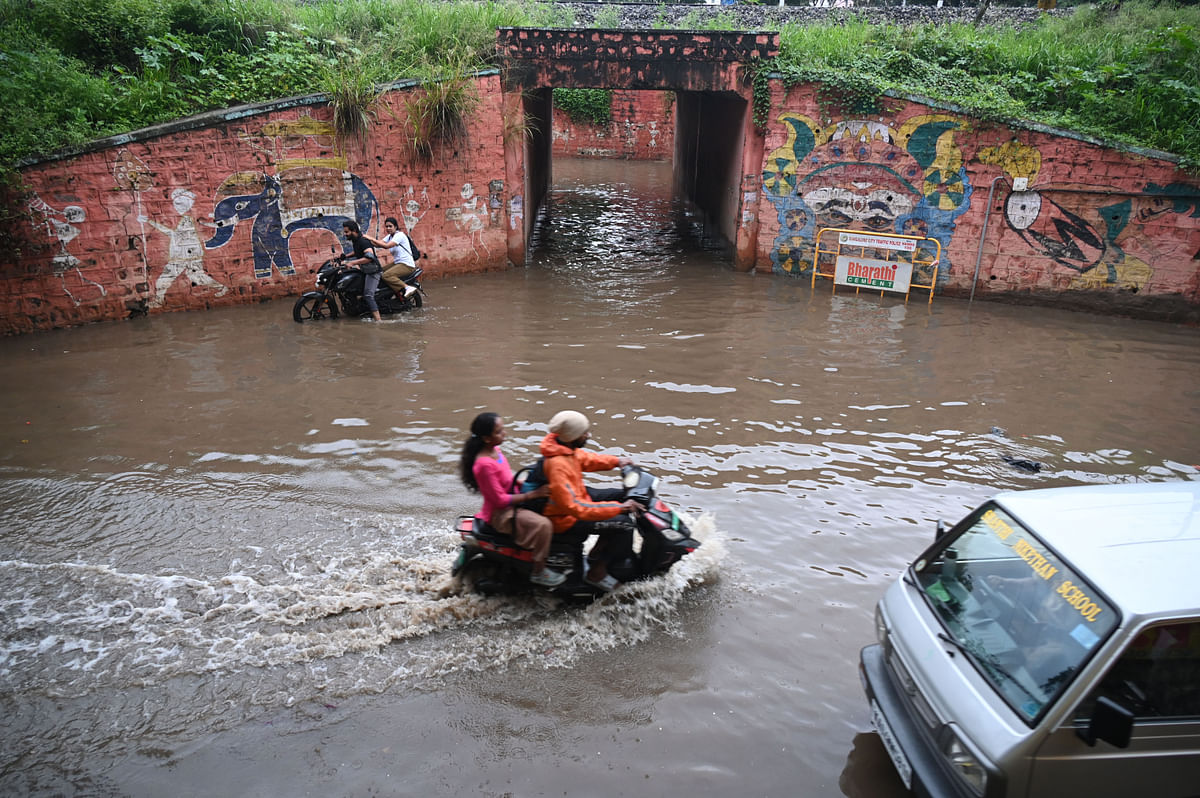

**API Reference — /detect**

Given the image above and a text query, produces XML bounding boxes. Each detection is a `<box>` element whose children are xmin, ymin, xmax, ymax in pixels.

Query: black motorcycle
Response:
<box><xmin>451</xmin><ymin>465</ymin><xmax>702</xmax><ymax>602</ymax></box>
<box><xmin>293</xmin><ymin>253</ymin><xmax>424</xmax><ymax>323</ymax></box>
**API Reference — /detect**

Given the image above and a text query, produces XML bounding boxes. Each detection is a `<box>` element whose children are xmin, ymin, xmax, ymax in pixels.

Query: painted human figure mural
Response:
<box><xmin>762</xmin><ymin>113</ymin><xmax>973</xmax><ymax>287</ymax></box>
<box><xmin>451</xmin><ymin>181</ymin><xmax>489</xmax><ymax>258</ymax></box>
<box><xmin>141</xmin><ymin>188</ymin><xmax>228</xmax><ymax>307</ymax></box>
<box><xmin>27</xmin><ymin>194</ymin><xmax>107</xmax><ymax>305</ymax></box>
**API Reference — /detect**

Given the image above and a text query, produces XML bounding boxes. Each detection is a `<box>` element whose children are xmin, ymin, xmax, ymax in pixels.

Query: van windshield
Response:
<box><xmin>913</xmin><ymin>503</ymin><xmax>1118</xmax><ymax>724</ymax></box>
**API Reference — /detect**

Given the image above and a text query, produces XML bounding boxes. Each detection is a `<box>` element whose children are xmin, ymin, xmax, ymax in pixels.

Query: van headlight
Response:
<box><xmin>940</xmin><ymin>727</ymin><xmax>988</xmax><ymax>795</ymax></box>
<box><xmin>874</xmin><ymin>602</ymin><xmax>889</xmax><ymax>647</ymax></box>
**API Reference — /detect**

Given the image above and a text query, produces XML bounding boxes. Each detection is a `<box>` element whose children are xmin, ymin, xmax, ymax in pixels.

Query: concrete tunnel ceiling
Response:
<box><xmin>497</xmin><ymin>28</ymin><xmax>780</xmax><ymax>268</ymax></box>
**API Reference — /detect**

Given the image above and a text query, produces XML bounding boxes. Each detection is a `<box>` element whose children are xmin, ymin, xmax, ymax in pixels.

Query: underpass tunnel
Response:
<box><xmin>498</xmin><ymin>28</ymin><xmax>776</xmax><ymax>270</ymax></box>
<box><xmin>673</xmin><ymin>90</ymin><xmax>750</xmax><ymax>259</ymax></box>
<box><xmin>516</xmin><ymin>87</ymin><xmax>753</xmax><ymax>267</ymax></box>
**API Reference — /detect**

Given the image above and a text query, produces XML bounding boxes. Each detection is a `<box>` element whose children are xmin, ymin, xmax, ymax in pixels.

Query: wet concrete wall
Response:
<box><xmin>4</xmin><ymin>75</ymin><xmax>514</xmax><ymax>336</ymax></box>
<box><xmin>551</xmin><ymin>90</ymin><xmax>675</xmax><ymax>161</ymax></box>
<box><xmin>753</xmin><ymin>81</ymin><xmax>1200</xmax><ymax>323</ymax></box>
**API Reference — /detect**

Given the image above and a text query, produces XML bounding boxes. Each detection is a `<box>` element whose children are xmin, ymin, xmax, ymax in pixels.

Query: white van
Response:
<box><xmin>860</xmin><ymin>481</ymin><xmax>1200</xmax><ymax>797</ymax></box>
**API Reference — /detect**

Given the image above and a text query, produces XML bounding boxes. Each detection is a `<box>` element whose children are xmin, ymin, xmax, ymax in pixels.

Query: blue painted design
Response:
<box><xmin>205</xmin><ymin>171</ymin><xmax>378</xmax><ymax>279</ymax></box>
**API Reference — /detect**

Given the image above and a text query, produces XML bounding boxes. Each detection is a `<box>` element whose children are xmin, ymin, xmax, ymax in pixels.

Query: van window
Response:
<box><xmin>1076</xmin><ymin>621</ymin><xmax>1200</xmax><ymax>722</ymax></box>
<box><xmin>913</xmin><ymin>504</ymin><xmax>1119</xmax><ymax>724</ymax></box>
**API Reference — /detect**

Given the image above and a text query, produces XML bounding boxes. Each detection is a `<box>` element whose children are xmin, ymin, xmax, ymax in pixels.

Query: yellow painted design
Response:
<box><xmin>277</xmin><ymin>159</ymin><xmax>348</xmax><ymax>172</ymax></box>
<box><xmin>260</xmin><ymin>117</ymin><xmax>336</xmax><ymax>138</ymax></box>
<box><xmin>978</xmin><ymin>141</ymin><xmax>1042</xmax><ymax>183</ymax></box>
<box><xmin>1069</xmin><ymin>255</ymin><xmax>1151</xmax><ymax>292</ymax></box>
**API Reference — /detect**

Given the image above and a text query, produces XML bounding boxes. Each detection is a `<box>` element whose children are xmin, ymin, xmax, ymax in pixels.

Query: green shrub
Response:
<box><xmin>554</xmin><ymin>88</ymin><xmax>612</xmax><ymax>127</ymax></box>
<box><xmin>1</xmin><ymin>0</ymin><xmax>1198</xmax><ymax>170</ymax></box>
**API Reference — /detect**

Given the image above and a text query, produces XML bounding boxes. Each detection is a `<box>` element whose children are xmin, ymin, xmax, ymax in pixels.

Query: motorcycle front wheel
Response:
<box><xmin>293</xmin><ymin>294</ymin><xmax>339</xmax><ymax>323</ymax></box>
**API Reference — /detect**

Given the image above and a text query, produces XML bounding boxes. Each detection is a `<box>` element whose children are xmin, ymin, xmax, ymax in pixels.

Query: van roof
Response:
<box><xmin>994</xmin><ymin>481</ymin><xmax>1200</xmax><ymax>620</ymax></box>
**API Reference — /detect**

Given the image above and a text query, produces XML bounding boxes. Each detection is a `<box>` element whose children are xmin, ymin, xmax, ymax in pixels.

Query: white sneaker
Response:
<box><xmin>530</xmin><ymin>568</ymin><xmax>566</xmax><ymax>588</ymax></box>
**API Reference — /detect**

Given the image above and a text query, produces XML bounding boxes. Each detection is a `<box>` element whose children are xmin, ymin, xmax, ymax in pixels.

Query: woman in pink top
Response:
<box><xmin>458</xmin><ymin>412</ymin><xmax>566</xmax><ymax>587</ymax></box>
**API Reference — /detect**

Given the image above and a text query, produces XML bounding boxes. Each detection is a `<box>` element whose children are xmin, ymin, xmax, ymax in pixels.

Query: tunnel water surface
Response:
<box><xmin>2</xmin><ymin>158</ymin><xmax>1199</xmax><ymax>797</ymax></box>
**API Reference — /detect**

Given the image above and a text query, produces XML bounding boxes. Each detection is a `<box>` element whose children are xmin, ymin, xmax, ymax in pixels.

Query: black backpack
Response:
<box><xmin>405</xmin><ymin>232</ymin><xmax>422</xmax><ymax>261</ymax></box>
<box><xmin>511</xmin><ymin>459</ymin><xmax>549</xmax><ymax>514</ymax></box>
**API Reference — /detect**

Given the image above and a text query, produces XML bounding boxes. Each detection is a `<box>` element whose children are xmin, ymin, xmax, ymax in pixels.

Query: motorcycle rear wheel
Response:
<box><xmin>293</xmin><ymin>294</ymin><xmax>339</xmax><ymax>323</ymax></box>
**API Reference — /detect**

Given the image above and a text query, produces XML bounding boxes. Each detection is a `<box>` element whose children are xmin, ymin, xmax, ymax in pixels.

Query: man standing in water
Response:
<box><xmin>341</xmin><ymin>221</ymin><xmax>382</xmax><ymax>322</ymax></box>
<box><xmin>539</xmin><ymin>411</ymin><xmax>642</xmax><ymax>591</ymax></box>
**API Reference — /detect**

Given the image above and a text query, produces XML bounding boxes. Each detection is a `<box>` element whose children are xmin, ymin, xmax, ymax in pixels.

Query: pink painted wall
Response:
<box><xmin>4</xmin><ymin>75</ymin><xmax>513</xmax><ymax>335</ymax></box>
<box><xmin>551</xmin><ymin>90</ymin><xmax>674</xmax><ymax>160</ymax></box>
<box><xmin>751</xmin><ymin>81</ymin><xmax>1200</xmax><ymax>321</ymax></box>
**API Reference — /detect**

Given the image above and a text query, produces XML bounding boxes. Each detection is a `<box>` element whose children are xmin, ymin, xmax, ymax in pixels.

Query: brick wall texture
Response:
<box><xmin>552</xmin><ymin>90</ymin><xmax>674</xmax><ymax>161</ymax></box>
<box><xmin>753</xmin><ymin>82</ymin><xmax>1200</xmax><ymax>321</ymax></box>
<box><xmin>5</xmin><ymin>75</ymin><xmax>512</xmax><ymax>335</ymax></box>
<box><xmin>5</xmin><ymin>56</ymin><xmax>1199</xmax><ymax>334</ymax></box>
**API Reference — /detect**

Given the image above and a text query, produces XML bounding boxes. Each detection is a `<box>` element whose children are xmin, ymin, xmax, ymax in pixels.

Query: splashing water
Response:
<box><xmin>0</xmin><ymin>515</ymin><xmax>725</xmax><ymax>704</ymax></box>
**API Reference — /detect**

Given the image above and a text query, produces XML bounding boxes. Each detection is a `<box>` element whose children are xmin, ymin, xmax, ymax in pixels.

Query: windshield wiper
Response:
<box><xmin>937</xmin><ymin>631</ymin><xmax>973</xmax><ymax>660</ymax></box>
<box><xmin>938</xmin><ymin>632</ymin><xmax>1040</xmax><ymax>705</ymax></box>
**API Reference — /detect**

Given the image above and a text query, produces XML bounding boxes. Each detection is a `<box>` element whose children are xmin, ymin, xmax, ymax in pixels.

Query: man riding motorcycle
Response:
<box><xmin>539</xmin><ymin>410</ymin><xmax>642</xmax><ymax>592</ymax></box>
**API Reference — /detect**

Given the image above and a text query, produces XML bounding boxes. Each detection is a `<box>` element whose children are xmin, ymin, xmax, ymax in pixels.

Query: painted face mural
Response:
<box><xmin>979</xmin><ymin>141</ymin><xmax>1200</xmax><ymax>293</ymax></box>
<box><xmin>762</xmin><ymin>113</ymin><xmax>972</xmax><ymax>285</ymax></box>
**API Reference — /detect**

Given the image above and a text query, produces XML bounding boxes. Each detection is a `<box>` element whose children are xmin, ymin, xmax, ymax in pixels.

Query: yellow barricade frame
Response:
<box><xmin>810</xmin><ymin>227</ymin><xmax>942</xmax><ymax>305</ymax></box>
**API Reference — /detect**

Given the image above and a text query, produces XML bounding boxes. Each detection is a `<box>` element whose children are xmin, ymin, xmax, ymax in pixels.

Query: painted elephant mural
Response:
<box><xmin>762</xmin><ymin>113</ymin><xmax>973</xmax><ymax>287</ymax></box>
<box><xmin>205</xmin><ymin>166</ymin><xmax>378</xmax><ymax>278</ymax></box>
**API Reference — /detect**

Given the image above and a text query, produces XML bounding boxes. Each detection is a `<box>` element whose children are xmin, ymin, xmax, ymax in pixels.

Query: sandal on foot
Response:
<box><xmin>584</xmin><ymin>573</ymin><xmax>620</xmax><ymax>592</ymax></box>
<box><xmin>530</xmin><ymin>568</ymin><xmax>567</xmax><ymax>588</ymax></box>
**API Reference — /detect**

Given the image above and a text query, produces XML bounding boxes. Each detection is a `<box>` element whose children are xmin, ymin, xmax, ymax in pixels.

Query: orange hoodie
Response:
<box><xmin>539</xmin><ymin>432</ymin><xmax>624</xmax><ymax>533</ymax></box>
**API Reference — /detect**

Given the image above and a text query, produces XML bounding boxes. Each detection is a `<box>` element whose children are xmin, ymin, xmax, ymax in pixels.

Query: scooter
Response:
<box><xmin>293</xmin><ymin>250</ymin><xmax>424</xmax><ymax>323</ymax></box>
<box><xmin>451</xmin><ymin>464</ymin><xmax>701</xmax><ymax>601</ymax></box>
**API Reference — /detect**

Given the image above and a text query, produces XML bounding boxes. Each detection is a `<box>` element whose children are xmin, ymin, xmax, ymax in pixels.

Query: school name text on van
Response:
<box><xmin>1012</xmin><ymin>537</ymin><xmax>1059</xmax><ymax>581</ymax></box>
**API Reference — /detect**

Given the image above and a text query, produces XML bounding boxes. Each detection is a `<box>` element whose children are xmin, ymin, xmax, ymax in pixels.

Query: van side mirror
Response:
<box><xmin>1077</xmin><ymin>696</ymin><xmax>1134</xmax><ymax>749</ymax></box>
<box><xmin>936</xmin><ymin>519</ymin><xmax>947</xmax><ymax>540</ymax></box>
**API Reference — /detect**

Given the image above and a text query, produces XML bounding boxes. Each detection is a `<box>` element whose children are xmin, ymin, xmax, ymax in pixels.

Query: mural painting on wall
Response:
<box><xmin>204</xmin><ymin>116</ymin><xmax>379</xmax><ymax>279</ymax></box>
<box><xmin>978</xmin><ymin>140</ymin><xmax>1200</xmax><ymax>292</ymax></box>
<box><xmin>26</xmin><ymin>194</ymin><xmax>107</xmax><ymax>305</ymax></box>
<box><xmin>111</xmin><ymin>148</ymin><xmax>153</xmax><ymax>295</ymax></box>
<box><xmin>448</xmin><ymin>181</ymin><xmax>491</xmax><ymax>259</ymax></box>
<box><xmin>141</xmin><ymin>188</ymin><xmax>228</xmax><ymax>307</ymax></box>
<box><xmin>762</xmin><ymin>113</ymin><xmax>972</xmax><ymax>287</ymax></box>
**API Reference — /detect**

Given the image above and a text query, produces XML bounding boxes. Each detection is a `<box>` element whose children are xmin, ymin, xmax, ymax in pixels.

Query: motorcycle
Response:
<box><xmin>293</xmin><ymin>250</ymin><xmax>425</xmax><ymax>323</ymax></box>
<box><xmin>451</xmin><ymin>464</ymin><xmax>702</xmax><ymax>601</ymax></box>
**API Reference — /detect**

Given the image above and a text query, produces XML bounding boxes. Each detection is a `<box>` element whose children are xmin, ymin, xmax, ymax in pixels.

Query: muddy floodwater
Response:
<box><xmin>2</xmin><ymin>159</ymin><xmax>1198</xmax><ymax>797</ymax></box>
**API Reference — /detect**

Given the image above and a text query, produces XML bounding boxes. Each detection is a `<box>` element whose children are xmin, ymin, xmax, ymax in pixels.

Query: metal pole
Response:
<box><xmin>970</xmin><ymin>175</ymin><xmax>1008</xmax><ymax>304</ymax></box>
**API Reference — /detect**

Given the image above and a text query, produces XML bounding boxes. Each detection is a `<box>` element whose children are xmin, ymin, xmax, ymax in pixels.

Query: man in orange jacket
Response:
<box><xmin>539</xmin><ymin>410</ymin><xmax>642</xmax><ymax>592</ymax></box>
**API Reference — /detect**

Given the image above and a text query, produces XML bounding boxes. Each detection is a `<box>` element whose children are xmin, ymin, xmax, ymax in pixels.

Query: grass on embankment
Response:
<box><xmin>0</xmin><ymin>0</ymin><xmax>1197</xmax><ymax>170</ymax></box>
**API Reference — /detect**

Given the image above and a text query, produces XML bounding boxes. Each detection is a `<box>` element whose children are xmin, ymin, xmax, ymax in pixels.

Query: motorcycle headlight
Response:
<box><xmin>940</xmin><ymin>728</ymin><xmax>988</xmax><ymax>796</ymax></box>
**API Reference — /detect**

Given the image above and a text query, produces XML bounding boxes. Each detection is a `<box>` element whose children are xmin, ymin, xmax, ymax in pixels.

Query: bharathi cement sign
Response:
<box><xmin>834</xmin><ymin>255</ymin><xmax>914</xmax><ymax>293</ymax></box>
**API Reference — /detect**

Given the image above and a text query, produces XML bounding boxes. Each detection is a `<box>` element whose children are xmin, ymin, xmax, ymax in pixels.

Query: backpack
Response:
<box><xmin>405</xmin><ymin>232</ymin><xmax>422</xmax><ymax>261</ymax></box>
<box><xmin>511</xmin><ymin>458</ymin><xmax>549</xmax><ymax>515</ymax></box>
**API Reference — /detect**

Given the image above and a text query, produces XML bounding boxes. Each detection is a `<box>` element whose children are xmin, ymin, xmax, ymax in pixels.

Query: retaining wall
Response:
<box><xmin>5</xmin><ymin>60</ymin><xmax>1200</xmax><ymax>335</ymax></box>
<box><xmin>751</xmin><ymin>81</ymin><xmax>1200</xmax><ymax>322</ymax></box>
<box><xmin>4</xmin><ymin>75</ymin><xmax>512</xmax><ymax>335</ymax></box>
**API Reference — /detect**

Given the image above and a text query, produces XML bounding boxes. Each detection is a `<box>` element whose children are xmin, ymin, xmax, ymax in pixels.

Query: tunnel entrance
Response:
<box><xmin>497</xmin><ymin>28</ymin><xmax>778</xmax><ymax>270</ymax></box>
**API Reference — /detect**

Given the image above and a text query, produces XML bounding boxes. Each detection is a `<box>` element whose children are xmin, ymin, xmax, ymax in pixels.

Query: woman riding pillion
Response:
<box><xmin>361</xmin><ymin>216</ymin><xmax>419</xmax><ymax>302</ymax></box>
<box><xmin>459</xmin><ymin>413</ymin><xmax>566</xmax><ymax>588</ymax></box>
<box><xmin>539</xmin><ymin>410</ymin><xmax>643</xmax><ymax>592</ymax></box>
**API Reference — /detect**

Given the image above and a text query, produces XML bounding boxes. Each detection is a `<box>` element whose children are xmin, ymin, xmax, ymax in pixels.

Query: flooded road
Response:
<box><xmin>2</xmin><ymin>158</ymin><xmax>1198</xmax><ymax>797</ymax></box>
